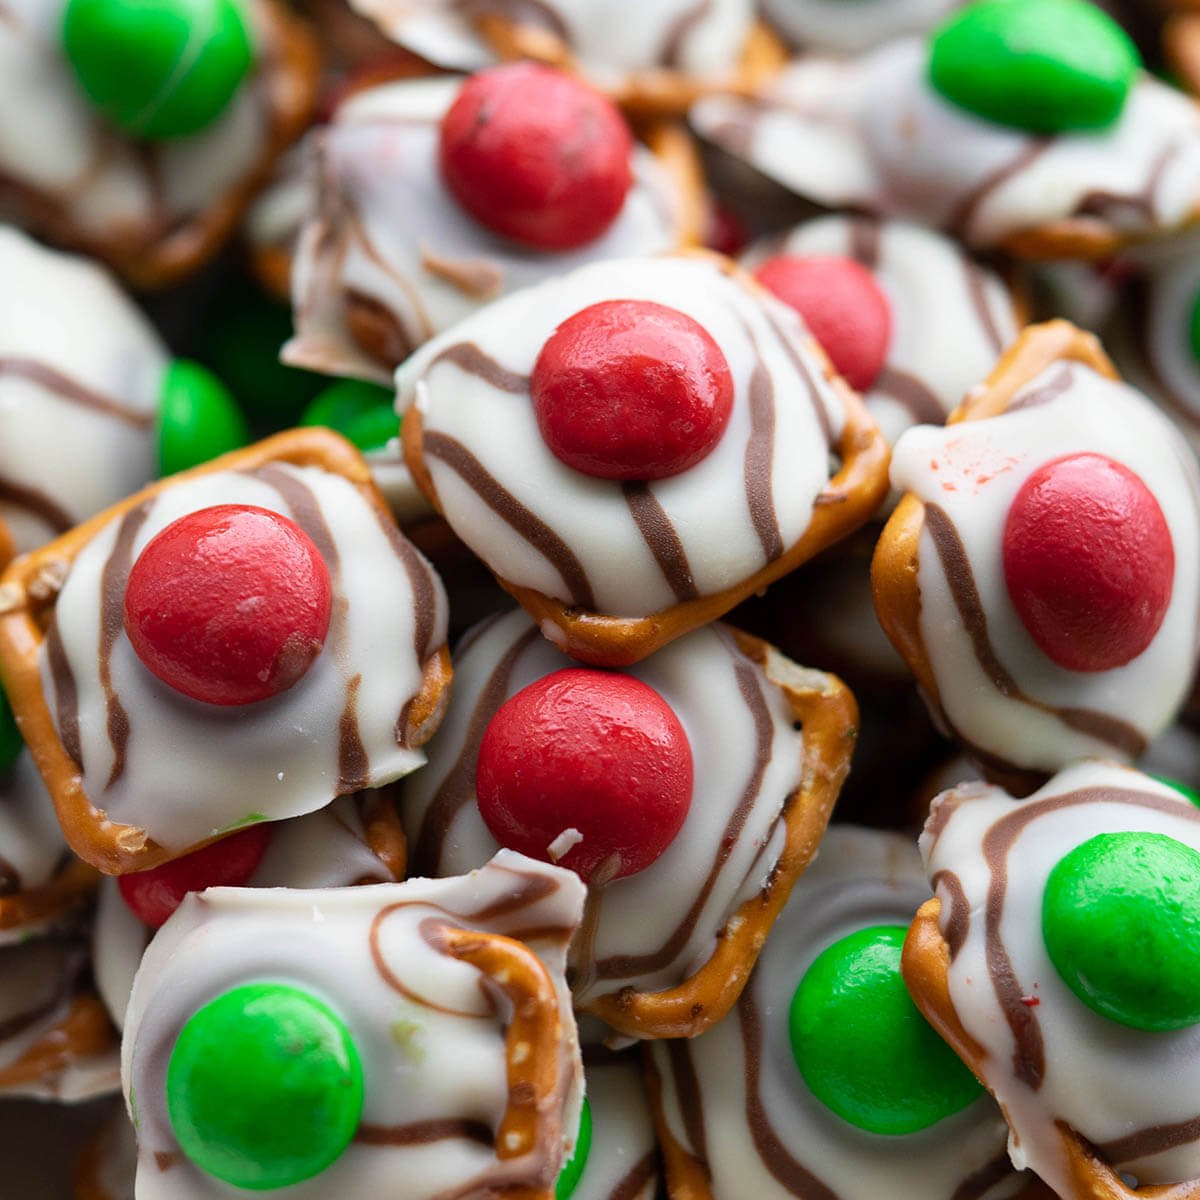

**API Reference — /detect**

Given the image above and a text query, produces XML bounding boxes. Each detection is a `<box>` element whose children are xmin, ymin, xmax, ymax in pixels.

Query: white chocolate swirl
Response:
<box><xmin>398</xmin><ymin>255</ymin><xmax>846</xmax><ymax>618</ymax></box>
<box><xmin>41</xmin><ymin>463</ymin><xmax>448</xmax><ymax>853</ymax></box>
<box><xmin>123</xmin><ymin>852</ymin><xmax>585</xmax><ymax>1200</ymax></box>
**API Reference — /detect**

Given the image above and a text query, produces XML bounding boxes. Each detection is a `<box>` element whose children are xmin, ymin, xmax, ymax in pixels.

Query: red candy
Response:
<box><xmin>439</xmin><ymin>63</ymin><xmax>633</xmax><ymax>250</ymax></box>
<box><xmin>1003</xmin><ymin>453</ymin><xmax>1174</xmax><ymax>673</ymax></box>
<box><xmin>124</xmin><ymin>505</ymin><xmax>333</xmax><ymax>706</ymax></box>
<box><xmin>476</xmin><ymin>669</ymin><xmax>693</xmax><ymax>882</ymax></box>
<box><xmin>705</xmin><ymin>202</ymin><xmax>748</xmax><ymax>258</ymax></box>
<box><xmin>530</xmin><ymin>300</ymin><xmax>734</xmax><ymax>480</ymax></box>
<box><xmin>118</xmin><ymin>824</ymin><xmax>273</xmax><ymax>928</ymax></box>
<box><xmin>753</xmin><ymin>255</ymin><xmax>891</xmax><ymax>392</ymax></box>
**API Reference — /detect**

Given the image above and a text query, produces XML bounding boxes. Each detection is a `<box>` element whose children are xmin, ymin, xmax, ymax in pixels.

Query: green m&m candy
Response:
<box><xmin>300</xmin><ymin>380</ymin><xmax>400</xmax><ymax>454</ymax></box>
<box><xmin>167</xmin><ymin>982</ymin><xmax>364</xmax><ymax>1189</ymax></box>
<box><xmin>63</xmin><ymin>0</ymin><xmax>253</xmax><ymax>141</ymax></box>
<box><xmin>929</xmin><ymin>0</ymin><xmax>1141</xmax><ymax>134</ymax></box>
<box><xmin>789</xmin><ymin>925</ymin><xmax>982</xmax><ymax>1135</ymax></box>
<box><xmin>1188</xmin><ymin>290</ymin><xmax>1200</xmax><ymax>373</ymax></box>
<box><xmin>556</xmin><ymin>1096</ymin><xmax>593</xmax><ymax>1199</ymax></box>
<box><xmin>0</xmin><ymin>688</ymin><xmax>23</xmax><ymax>772</ymax></box>
<box><xmin>158</xmin><ymin>359</ymin><xmax>250</xmax><ymax>477</ymax></box>
<box><xmin>1043</xmin><ymin>831</ymin><xmax>1200</xmax><ymax>1032</ymax></box>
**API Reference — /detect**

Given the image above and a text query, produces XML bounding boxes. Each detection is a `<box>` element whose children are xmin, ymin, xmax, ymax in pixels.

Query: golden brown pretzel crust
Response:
<box><xmin>473</xmin><ymin>16</ymin><xmax>787</xmax><ymax>120</ymax></box>
<box><xmin>1167</xmin><ymin>15</ymin><xmax>1200</xmax><ymax>105</ymax></box>
<box><xmin>903</xmin><ymin>899</ymin><xmax>1200</xmax><ymax>1200</ymax></box>
<box><xmin>0</xmin><ymin>990</ymin><xmax>116</xmax><ymax>1094</ymax></box>
<box><xmin>0</xmin><ymin>856</ymin><xmax>98</xmax><ymax>937</ymax></box>
<box><xmin>434</xmin><ymin>924</ymin><xmax>572</xmax><ymax>1200</ymax></box>
<box><xmin>582</xmin><ymin>634</ymin><xmax>854</xmax><ymax>1039</ymax></box>
<box><xmin>870</xmin><ymin>320</ymin><xmax>1121</xmax><ymax>788</ymax></box>
<box><xmin>404</xmin><ymin>251</ymin><xmax>890</xmax><ymax>668</ymax></box>
<box><xmin>0</xmin><ymin>428</ymin><xmax>451</xmax><ymax>876</ymax></box>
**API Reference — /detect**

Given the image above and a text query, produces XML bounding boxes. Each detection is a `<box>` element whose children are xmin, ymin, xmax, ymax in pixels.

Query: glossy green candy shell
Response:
<box><xmin>301</xmin><ymin>380</ymin><xmax>399</xmax><ymax>453</ymax></box>
<box><xmin>158</xmin><ymin>359</ymin><xmax>250</xmax><ymax>477</ymax></box>
<box><xmin>1043</xmin><ymin>831</ymin><xmax>1200</xmax><ymax>1031</ymax></box>
<box><xmin>789</xmin><ymin>925</ymin><xmax>982</xmax><ymax>1135</ymax></box>
<box><xmin>0</xmin><ymin>689</ymin><xmax>22</xmax><ymax>772</ymax></box>
<box><xmin>63</xmin><ymin>0</ymin><xmax>253</xmax><ymax>140</ymax></box>
<box><xmin>167</xmin><ymin>982</ymin><xmax>364</xmax><ymax>1190</ymax></box>
<box><xmin>929</xmin><ymin>0</ymin><xmax>1140</xmax><ymax>134</ymax></box>
<box><xmin>556</xmin><ymin>1096</ymin><xmax>593</xmax><ymax>1199</ymax></box>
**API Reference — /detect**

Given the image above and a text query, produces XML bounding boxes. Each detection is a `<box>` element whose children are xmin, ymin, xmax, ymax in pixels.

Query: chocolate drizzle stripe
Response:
<box><xmin>612</xmin><ymin>1151</ymin><xmax>657</xmax><ymax>1200</ymax></box>
<box><xmin>99</xmin><ymin>503</ymin><xmax>148</xmax><ymax>789</ymax></box>
<box><xmin>338</xmin><ymin>674</ymin><xmax>369</xmax><ymax>792</ymax></box>
<box><xmin>622</xmin><ymin>482</ymin><xmax>698</xmax><ymax>602</ymax></box>
<box><xmin>0</xmin><ymin>357</ymin><xmax>154</xmax><ymax>428</ymax></box>
<box><xmin>923</xmin><ymin>503</ymin><xmax>1147</xmax><ymax>758</ymax></box>
<box><xmin>355</xmin><ymin>1117</ymin><xmax>492</xmax><ymax>1147</ymax></box>
<box><xmin>873</xmin><ymin>366</ymin><xmax>944</xmax><ymax>425</ymax></box>
<box><xmin>45</xmin><ymin>619</ymin><xmax>82</xmax><ymax>768</ymax></box>
<box><xmin>0</xmin><ymin>855</ymin><xmax>18</xmax><ymax>896</ymax></box>
<box><xmin>847</xmin><ymin>218</ymin><xmax>882</xmax><ymax>269</ymax></box>
<box><xmin>0</xmin><ymin>477</ymin><xmax>74</xmax><ymax>534</ymax></box>
<box><xmin>594</xmin><ymin>648</ymin><xmax>773</xmax><ymax>979</ymax></box>
<box><xmin>664</xmin><ymin>1038</ymin><xmax>711</xmax><ymax>1167</ymax></box>
<box><xmin>979</xmin><ymin>785</ymin><xmax>1200</xmax><ymax>1091</ymax></box>
<box><xmin>739</xmin><ymin>987</ymin><xmax>838</xmax><ymax>1198</ymax></box>
<box><xmin>412</xmin><ymin>627</ymin><xmax>540</xmax><ymax>876</ymax></box>
<box><xmin>962</xmin><ymin>260</ymin><xmax>1007</xmax><ymax>355</ymax></box>
<box><xmin>1005</xmin><ymin>363</ymin><xmax>1074</xmax><ymax>413</ymax></box>
<box><xmin>949</xmin><ymin>1152</ymin><xmax>1018</xmax><ymax>1200</ymax></box>
<box><xmin>429</xmin><ymin>343</ymin><xmax>531</xmax><ymax>395</ymax></box>
<box><xmin>946</xmin><ymin>140</ymin><xmax>1053</xmax><ymax>240</ymax></box>
<box><xmin>932</xmin><ymin>869</ymin><xmax>970</xmax><ymax>961</ymax></box>
<box><xmin>420</xmin><ymin>432</ymin><xmax>596</xmax><ymax>609</ymax></box>
<box><xmin>760</xmin><ymin>309</ymin><xmax>835</xmax><ymax>446</ymax></box>
<box><xmin>1074</xmin><ymin>138</ymin><xmax>1182</xmax><ymax>223</ymax></box>
<box><xmin>743</xmin><ymin>330</ymin><xmax>785</xmax><ymax>564</ymax></box>
<box><xmin>456</xmin><ymin>0</ymin><xmax>570</xmax><ymax>43</ymax></box>
<box><xmin>661</xmin><ymin>0</ymin><xmax>712</xmax><ymax>68</ymax></box>
<box><xmin>1092</xmin><ymin>1112</ymin><xmax>1200</xmax><ymax>1165</ymax></box>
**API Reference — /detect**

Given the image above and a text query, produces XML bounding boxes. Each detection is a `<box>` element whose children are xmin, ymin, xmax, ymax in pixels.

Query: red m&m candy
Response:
<box><xmin>124</xmin><ymin>505</ymin><xmax>332</xmax><ymax>706</ymax></box>
<box><xmin>753</xmin><ymin>255</ymin><xmax>891</xmax><ymax>392</ymax></box>
<box><xmin>119</xmin><ymin>824</ymin><xmax>273</xmax><ymax>927</ymax></box>
<box><xmin>531</xmin><ymin>300</ymin><xmax>734</xmax><ymax>480</ymax></box>
<box><xmin>1003</xmin><ymin>452</ymin><xmax>1174</xmax><ymax>672</ymax></box>
<box><xmin>439</xmin><ymin>63</ymin><xmax>633</xmax><ymax>250</ymax></box>
<box><xmin>476</xmin><ymin>669</ymin><xmax>693</xmax><ymax>882</ymax></box>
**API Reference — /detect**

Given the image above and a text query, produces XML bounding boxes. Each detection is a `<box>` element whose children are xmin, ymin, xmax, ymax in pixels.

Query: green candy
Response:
<box><xmin>789</xmin><ymin>925</ymin><xmax>982</xmax><ymax>1135</ymax></box>
<box><xmin>929</xmin><ymin>0</ymin><xmax>1141</xmax><ymax>134</ymax></box>
<box><xmin>167</xmin><ymin>982</ymin><xmax>364</xmax><ymax>1190</ymax></box>
<box><xmin>0</xmin><ymin>688</ymin><xmax>23</xmax><ymax>772</ymax></box>
<box><xmin>1189</xmin><ymin>289</ymin><xmax>1200</xmax><ymax>372</ymax></box>
<box><xmin>62</xmin><ymin>0</ymin><xmax>253</xmax><ymax>141</ymax></box>
<box><xmin>1043</xmin><ymin>831</ymin><xmax>1200</xmax><ymax>1031</ymax></box>
<box><xmin>555</xmin><ymin>1097</ymin><xmax>593</xmax><ymax>1200</ymax></box>
<box><xmin>301</xmin><ymin>381</ymin><xmax>399</xmax><ymax>453</ymax></box>
<box><xmin>197</xmin><ymin>286</ymin><xmax>325</xmax><ymax>432</ymax></box>
<box><xmin>158</xmin><ymin>359</ymin><xmax>250</xmax><ymax>476</ymax></box>
<box><xmin>1155</xmin><ymin>775</ymin><xmax>1200</xmax><ymax>808</ymax></box>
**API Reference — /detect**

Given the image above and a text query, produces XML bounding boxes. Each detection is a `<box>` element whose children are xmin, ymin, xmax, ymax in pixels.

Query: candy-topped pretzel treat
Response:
<box><xmin>400</xmin><ymin>253</ymin><xmax>889</xmax><ymax>666</ymax></box>
<box><xmin>286</xmin><ymin>64</ymin><xmax>702</xmax><ymax>383</ymax></box>
<box><xmin>873</xmin><ymin>321</ymin><xmax>1200</xmax><ymax>783</ymax></box>
<box><xmin>905</xmin><ymin>762</ymin><xmax>1200</xmax><ymax>1199</ymax></box>
<box><xmin>0</xmin><ymin>0</ymin><xmax>319</xmax><ymax>287</ymax></box>
<box><xmin>694</xmin><ymin>0</ymin><xmax>1200</xmax><ymax>259</ymax></box>
<box><xmin>0</xmin><ymin>429</ymin><xmax>450</xmax><ymax>875</ymax></box>
<box><xmin>404</xmin><ymin>608</ymin><xmax>855</xmax><ymax>1038</ymax></box>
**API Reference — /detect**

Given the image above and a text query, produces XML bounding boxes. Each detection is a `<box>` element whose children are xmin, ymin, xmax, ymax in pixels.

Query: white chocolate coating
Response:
<box><xmin>0</xmin><ymin>227</ymin><xmax>163</xmax><ymax>555</ymax></box>
<box><xmin>397</xmin><ymin>255</ymin><xmax>846</xmax><ymax>618</ymax></box>
<box><xmin>93</xmin><ymin>796</ymin><xmax>402</xmax><ymax>1031</ymax></box>
<box><xmin>123</xmin><ymin>851</ymin><xmax>586</xmax><ymax>1199</ymax></box>
<box><xmin>762</xmin><ymin>0</ymin><xmax>963</xmax><ymax>53</ymax></box>
<box><xmin>692</xmin><ymin>40</ymin><xmax>1200</xmax><ymax>250</ymax></box>
<box><xmin>650</xmin><ymin>827</ymin><xmax>1026</xmax><ymax>1199</ymax></box>
<box><xmin>574</xmin><ymin>1054</ymin><xmax>658</xmax><ymax>1200</ymax></box>
<box><xmin>41</xmin><ymin>462</ymin><xmax>448</xmax><ymax>853</ymax></box>
<box><xmin>0</xmin><ymin>0</ymin><xmax>276</xmax><ymax>265</ymax></box>
<box><xmin>285</xmin><ymin>76</ymin><xmax>682</xmax><ymax>383</ymax></box>
<box><xmin>889</xmin><ymin>361</ymin><xmax>1200</xmax><ymax>773</ymax></box>
<box><xmin>347</xmin><ymin>0</ymin><xmax>753</xmax><ymax>84</ymax></box>
<box><xmin>0</xmin><ymin>751</ymin><xmax>72</xmax><ymax>944</ymax></box>
<box><xmin>403</xmin><ymin>609</ymin><xmax>803</xmax><ymax>1008</ymax></box>
<box><xmin>742</xmin><ymin>216</ymin><xmax>1018</xmax><ymax>449</ymax></box>
<box><xmin>920</xmin><ymin>762</ymin><xmax>1200</xmax><ymax>1190</ymax></box>
<box><xmin>0</xmin><ymin>936</ymin><xmax>119</xmax><ymax>1102</ymax></box>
